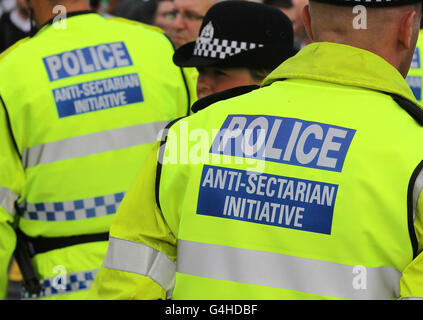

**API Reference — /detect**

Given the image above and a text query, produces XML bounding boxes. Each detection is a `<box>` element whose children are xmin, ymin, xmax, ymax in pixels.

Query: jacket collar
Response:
<box><xmin>32</xmin><ymin>11</ymin><xmax>96</xmax><ymax>37</ymax></box>
<box><xmin>263</xmin><ymin>42</ymin><xmax>419</xmax><ymax>107</ymax></box>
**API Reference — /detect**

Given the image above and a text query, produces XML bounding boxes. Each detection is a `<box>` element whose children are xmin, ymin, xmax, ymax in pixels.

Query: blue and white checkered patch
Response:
<box><xmin>194</xmin><ymin>38</ymin><xmax>264</xmax><ymax>60</ymax></box>
<box><xmin>22</xmin><ymin>269</ymin><xmax>98</xmax><ymax>299</ymax></box>
<box><xmin>20</xmin><ymin>192</ymin><xmax>126</xmax><ymax>221</ymax></box>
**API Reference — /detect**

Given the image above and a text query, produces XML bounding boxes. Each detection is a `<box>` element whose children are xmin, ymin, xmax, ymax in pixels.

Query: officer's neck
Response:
<box><xmin>33</xmin><ymin>2</ymin><xmax>91</xmax><ymax>28</ymax></box>
<box><xmin>314</xmin><ymin>33</ymin><xmax>409</xmax><ymax>79</ymax></box>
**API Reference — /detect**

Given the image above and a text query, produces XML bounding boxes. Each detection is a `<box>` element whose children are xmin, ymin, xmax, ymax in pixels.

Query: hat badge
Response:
<box><xmin>198</xmin><ymin>21</ymin><xmax>214</xmax><ymax>44</ymax></box>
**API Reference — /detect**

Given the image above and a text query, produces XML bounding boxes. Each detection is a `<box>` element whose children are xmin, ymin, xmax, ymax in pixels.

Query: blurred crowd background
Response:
<box><xmin>0</xmin><ymin>0</ymin><xmax>311</xmax><ymax>54</ymax></box>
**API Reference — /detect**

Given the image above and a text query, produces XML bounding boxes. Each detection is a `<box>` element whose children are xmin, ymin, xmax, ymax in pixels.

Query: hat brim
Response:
<box><xmin>173</xmin><ymin>42</ymin><xmax>217</xmax><ymax>68</ymax></box>
<box><xmin>173</xmin><ymin>41</ymin><xmax>297</xmax><ymax>69</ymax></box>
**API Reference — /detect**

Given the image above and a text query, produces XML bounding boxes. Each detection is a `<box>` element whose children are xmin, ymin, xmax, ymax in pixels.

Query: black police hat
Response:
<box><xmin>310</xmin><ymin>0</ymin><xmax>422</xmax><ymax>7</ymax></box>
<box><xmin>173</xmin><ymin>0</ymin><xmax>296</xmax><ymax>70</ymax></box>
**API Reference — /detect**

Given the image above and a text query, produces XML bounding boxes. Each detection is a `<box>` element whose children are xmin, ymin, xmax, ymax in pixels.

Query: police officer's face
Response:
<box><xmin>197</xmin><ymin>66</ymin><xmax>262</xmax><ymax>100</ymax></box>
<box><xmin>172</xmin><ymin>0</ymin><xmax>216</xmax><ymax>48</ymax></box>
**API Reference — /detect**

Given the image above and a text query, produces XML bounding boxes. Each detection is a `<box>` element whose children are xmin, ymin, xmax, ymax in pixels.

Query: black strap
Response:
<box><xmin>407</xmin><ymin>160</ymin><xmax>423</xmax><ymax>259</ymax></box>
<box><xmin>388</xmin><ymin>93</ymin><xmax>423</xmax><ymax>126</ymax></box>
<box><xmin>14</xmin><ymin>229</ymin><xmax>42</xmax><ymax>294</ymax></box>
<box><xmin>191</xmin><ymin>85</ymin><xmax>260</xmax><ymax>113</ymax></box>
<box><xmin>389</xmin><ymin>94</ymin><xmax>423</xmax><ymax>258</ymax></box>
<box><xmin>0</xmin><ymin>94</ymin><xmax>21</xmax><ymax>159</ymax></box>
<box><xmin>24</xmin><ymin>232</ymin><xmax>109</xmax><ymax>255</ymax></box>
<box><xmin>155</xmin><ymin>117</ymin><xmax>185</xmax><ymax>212</ymax></box>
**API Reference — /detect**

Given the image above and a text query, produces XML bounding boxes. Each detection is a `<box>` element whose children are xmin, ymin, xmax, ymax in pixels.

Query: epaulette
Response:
<box><xmin>0</xmin><ymin>37</ymin><xmax>30</xmax><ymax>62</ymax></box>
<box><xmin>191</xmin><ymin>85</ymin><xmax>260</xmax><ymax>113</ymax></box>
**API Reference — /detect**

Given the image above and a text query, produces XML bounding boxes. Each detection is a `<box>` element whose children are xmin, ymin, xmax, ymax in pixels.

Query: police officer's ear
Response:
<box><xmin>301</xmin><ymin>4</ymin><xmax>314</xmax><ymax>42</ymax></box>
<box><xmin>398</xmin><ymin>8</ymin><xmax>419</xmax><ymax>50</ymax></box>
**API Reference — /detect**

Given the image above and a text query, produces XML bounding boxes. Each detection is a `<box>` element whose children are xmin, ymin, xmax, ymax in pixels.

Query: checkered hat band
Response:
<box><xmin>22</xmin><ymin>269</ymin><xmax>98</xmax><ymax>299</ymax></box>
<box><xmin>194</xmin><ymin>38</ymin><xmax>264</xmax><ymax>60</ymax></box>
<box><xmin>20</xmin><ymin>192</ymin><xmax>126</xmax><ymax>221</ymax></box>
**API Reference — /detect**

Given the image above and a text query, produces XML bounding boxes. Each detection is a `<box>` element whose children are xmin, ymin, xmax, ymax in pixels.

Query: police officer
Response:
<box><xmin>0</xmin><ymin>0</ymin><xmax>194</xmax><ymax>299</ymax></box>
<box><xmin>172</xmin><ymin>1</ymin><xmax>296</xmax><ymax>101</ymax></box>
<box><xmin>170</xmin><ymin>0</ymin><xmax>219</xmax><ymax>111</ymax></box>
<box><xmin>89</xmin><ymin>0</ymin><xmax>423</xmax><ymax>299</ymax></box>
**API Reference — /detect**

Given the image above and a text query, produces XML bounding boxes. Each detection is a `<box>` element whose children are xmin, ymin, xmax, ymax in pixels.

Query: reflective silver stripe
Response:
<box><xmin>0</xmin><ymin>186</ymin><xmax>18</xmax><ymax>217</ymax></box>
<box><xmin>177</xmin><ymin>240</ymin><xmax>401</xmax><ymax>300</ymax></box>
<box><xmin>22</xmin><ymin>121</ymin><xmax>168</xmax><ymax>168</ymax></box>
<box><xmin>399</xmin><ymin>297</ymin><xmax>423</xmax><ymax>300</ymax></box>
<box><xmin>103</xmin><ymin>237</ymin><xmax>176</xmax><ymax>298</ymax></box>
<box><xmin>412</xmin><ymin>168</ymin><xmax>423</xmax><ymax>222</ymax></box>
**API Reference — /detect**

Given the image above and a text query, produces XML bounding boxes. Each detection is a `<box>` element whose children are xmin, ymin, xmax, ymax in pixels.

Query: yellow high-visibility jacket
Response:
<box><xmin>0</xmin><ymin>12</ymin><xmax>195</xmax><ymax>299</ymax></box>
<box><xmin>90</xmin><ymin>42</ymin><xmax>423</xmax><ymax>300</ymax></box>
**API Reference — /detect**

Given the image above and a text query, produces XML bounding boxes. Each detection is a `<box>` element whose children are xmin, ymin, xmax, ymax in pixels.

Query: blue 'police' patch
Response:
<box><xmin>411</xmin><ymin>47</ymin><xmax>421</xmax><ymax>69</ymax></box>
<box><xmin>210</xmin><ymin>115</ymin><xmax>356</xmax><ymax>173</ymax></box>
<box><xmin>43</xmin><ymin>42</ymin><xmax>133</xmax><ymax>81</ymax></box>
<box><xmin>197</xmin><ymin>165</ymin><xmax>338</xmax><ymax>235</ymax></box>
<box><xmin>406</xmin><ymin>76</ymin><xmax>422</xmax><ymax>102</ymax></box>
